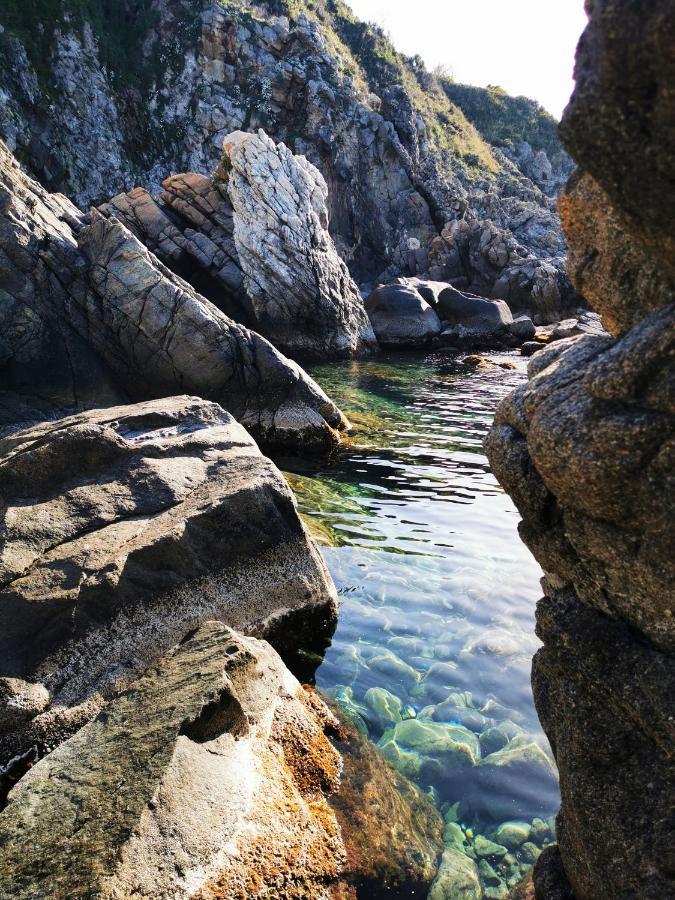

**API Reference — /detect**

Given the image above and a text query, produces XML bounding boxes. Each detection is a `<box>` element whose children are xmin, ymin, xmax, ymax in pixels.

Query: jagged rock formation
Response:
<box><xmin>0</xmin><ymin>0</ymin><xmax>575</xmax><ymax>316</ymax></box>
<box><xmin>0</xmin><ymin>140</ymin><xmax>348</xmax><ymax>449</ymax></box>
<box><xmin>0</xmin><ymin>396</ymin><xmax>337</xmax><ymax>770</ymax></box>
<box><xmin>486</xmin><ymin>1</ymin><xmax>675</xmax><ymax>897</ymax></box>
<box><xmin>101</xmin><ymin>129</ymin><xmax>377</xmax><ymax>361</ymax></box>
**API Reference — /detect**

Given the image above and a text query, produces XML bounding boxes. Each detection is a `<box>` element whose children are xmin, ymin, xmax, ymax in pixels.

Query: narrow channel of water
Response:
<box><xmin>280</xmin><ymin>350</ymin><xmax>559</xmax><ymax>895</ymax></box>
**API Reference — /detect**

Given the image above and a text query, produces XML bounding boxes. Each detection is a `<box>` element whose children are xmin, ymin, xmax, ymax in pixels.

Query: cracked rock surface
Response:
<box><xmin>0</xmin><ymin>140</ymin><xmax>347</xmax><ymax>450</ymax></box>
<box><xmin>101</xmin><ymin>130</ymin><xmax>377</xmax><ymax>361</ymax></box>
<box><xmin>0</xmin><ymin>396</ymin><xmax>337</xmax><ymax>770</ymax></box>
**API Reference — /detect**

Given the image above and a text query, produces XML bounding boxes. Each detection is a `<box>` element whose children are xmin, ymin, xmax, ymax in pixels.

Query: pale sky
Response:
<box><xmin>345</xmin><ymin>1</ymin><xmax>588</xmax><ymax>119</ymax></box>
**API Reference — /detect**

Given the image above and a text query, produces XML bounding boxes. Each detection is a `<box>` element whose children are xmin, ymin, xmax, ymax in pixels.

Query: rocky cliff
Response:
<box><xmin>0</xmin><ymin>0</ymin><xmax>578</xmax><ymax>320</ymax></box>
<box><xmin>486</xmin><ymin>1</ymin><xmax>674</xmax><ymax>897</ymax></box>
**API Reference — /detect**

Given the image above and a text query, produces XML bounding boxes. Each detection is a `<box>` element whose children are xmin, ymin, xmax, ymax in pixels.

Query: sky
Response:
<box><xmin>345</xmin><ymin>1</ymin><xmax>588</xmax><ymax>119</ymax></box>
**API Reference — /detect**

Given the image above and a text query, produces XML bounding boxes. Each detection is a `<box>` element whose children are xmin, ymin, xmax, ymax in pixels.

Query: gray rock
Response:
<box><xmin>222</xmin><ymin>130</ymin><xmax>378</xmax><ymax>359</ymax></box>
<box><xmin>428</xmin><ymin>847</ymin><xmax>482</xmax><ymax>900</ymax></box>
<box><xmin>0</xmin><ymin>396</ymin><xmax>337</xmax><ymax>767</ymax></box>
<box><xmin>0</xmin><ymin>140</ymin><xmax>347</xmax><ymax>451</ymax></box>
<box><xmin>509</xmin><ymin>315</ymin><xmax>536</xmax><ymax>341</ymax></box>
<box><xmin>365</xmin><ymin>283</ymin><xmax>441</xmax><ymax>347</ymax></box>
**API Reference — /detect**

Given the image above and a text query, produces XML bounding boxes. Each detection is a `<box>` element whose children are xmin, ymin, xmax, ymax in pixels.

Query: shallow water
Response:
<box><xmin>281</xmin><ymin>351</ymin><xmax>559</xmax><ymax>894</ymax></box>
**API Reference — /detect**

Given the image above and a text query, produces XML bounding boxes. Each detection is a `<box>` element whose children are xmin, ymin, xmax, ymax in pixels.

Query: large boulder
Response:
<box><xmin>0</xmin><ymin>140</ymin><xmax>347</xmax><ymax>450</ymax></box>
<box><xmin>222</xmin><ymin>130</ymin><xmax>377</xmax><ymax>360</ymax></box>
<box><xmin>365</xmin><ymin>282</ymin><xmax>441</xmax><ymax>348</ymax></box>
<box><xmin>0</xmin><ymin>622</ymin><xmax>347</xmax><ymax>899</ymax></box>
<box><xmin>0</xmin><ymin>396</ymin><xmax>338</xmax><ymax>768</ymax></box>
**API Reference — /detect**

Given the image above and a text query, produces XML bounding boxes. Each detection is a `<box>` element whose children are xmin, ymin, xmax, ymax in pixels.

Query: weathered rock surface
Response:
<box><xmin>0</xmin><ymin>140</ymin><xmax>347</xmax><ymax>449</ymax></box>
<box><xmin>364</xmin><ymin>282</ymin><xmax>440</xmax><ymax>348</ymax></box>
<box><xmin>0</xmin><ymin>396</ymin><xmax>337</xmax><ymax>768</ymax></box>
<box><xmin>223</xmin><ymin>129</ymin><xmax>377</xmax><ymax>359</ymax></box>
<box><xmin>102</xmin><ymin>131</ymin><xmax>378</xmax><ymax>361</ymax></box>
<box><xmin>0</xmin><ymin>622</ymin><xmax>346</xmax><ymax>900</ymax></box>
<box><xmin>486</xmin><ymin>2</ymin><xmax>675</xmax><ymax>896</ymax></box>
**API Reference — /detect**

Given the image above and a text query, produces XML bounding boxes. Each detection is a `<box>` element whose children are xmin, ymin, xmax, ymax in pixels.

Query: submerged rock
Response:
<box><xmin>329</xmin><ymin>718</ymin><xmax>444</xmax><ymax>898</ymax></box>
<box><xmin>428</xmin><ymin>847</ymin><xmax>482</xmax><ymax>900</ymax></box>
<box><xmin>0</xmin><ymin>397</ymin><xmax>337</xmax><ymax>767</ymax></box>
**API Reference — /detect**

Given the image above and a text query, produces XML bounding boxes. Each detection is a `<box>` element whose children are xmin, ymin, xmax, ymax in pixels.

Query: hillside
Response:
<box><xmin>0</xmin><ymin>0</ymin><xmax>571</xmax><ymax>295</ymax></box>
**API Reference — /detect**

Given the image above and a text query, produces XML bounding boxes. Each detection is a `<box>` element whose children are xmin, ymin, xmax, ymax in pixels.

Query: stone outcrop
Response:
<box><xmin>486</xmin><ymin>1</ymin><xmax>675</xmax><ymax>897</ymax></box>
<box><xmin>0</xmin><ymin>140</ymin><xmax>348</xmax><ymax>449</ymax></box>
<box><xmin>0</xmin><ymin>622</ymin><xmax>347</xmax><ymax>900</ymax></box>
<box><xmin>0</xmin><ymin>396</ymin><xmax>337</xmax><ymax>771</ymax></box>
<box><xmin>427</xmin><ymin>218</ymin><xmax>579</xmax><ymax>323</ymax></box>
<box><xmin>223</xmin><ymin>130</ymin><xmax>376</xmax><ymax>359</ymax></box>
<box><xmin>101</xmin><ymin>131</ymin><xmax>377</xmax><ymax>362</ymax></box>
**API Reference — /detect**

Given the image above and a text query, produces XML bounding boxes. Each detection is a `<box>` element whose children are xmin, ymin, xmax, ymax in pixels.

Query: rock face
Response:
<box><xmin>102</xmin><ymin>131</ymin><xmax>377</xmax><ymax>361</ymax></box>
<box><xmin>0</xmin><ymin>0</ymin><xmax>571</xmax><ymax>295</ymax></box>
<box><xmin>0</xmin><ymin>396</ymin><xmax>337</xmax><ymax>769</ymax></box>
<box><xmin>0</xmin><ymin>621</ymin><xmax>347</xmax><ymax>900</ymax></box>
<box><xmin>0</xmin><ymin>140</ymin><xmax>347</xmax><ymax>450</ymax></box>
<box><xmin>486</xmin><ymin>2</ymin><xmax>675</xmax><ymax>897</ymax></box>
<box><xmin>223</xmin><ymin>130</ymin><xmax>376</xmax><ymax>359</ymax></box>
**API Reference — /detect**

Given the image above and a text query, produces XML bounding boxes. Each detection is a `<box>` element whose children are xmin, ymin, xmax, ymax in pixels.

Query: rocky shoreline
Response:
<box><xmin>0</xmin><ymin>0</ymin><xmax>672</xmax><ymax>897</ymax></box>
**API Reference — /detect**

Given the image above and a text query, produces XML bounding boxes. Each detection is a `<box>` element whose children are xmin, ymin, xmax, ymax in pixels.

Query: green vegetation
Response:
<box><xmin>0</xmin><ymin>0</ymin><xmax>200</xmax><ymax>93</ymax></box>
<box><xmin>441</xmin><ymin>82</ymin><xmax>570</xmax><ymax>171</ymax></box>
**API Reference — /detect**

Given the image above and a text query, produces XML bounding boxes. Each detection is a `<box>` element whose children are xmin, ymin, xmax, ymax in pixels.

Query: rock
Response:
<box><xmin>0</xmin><ymin>141</ymin><xmax>348</xmax><ymax>451</ymax></box>
<box><xmin>493</xmin><ymin>821</ymin><xmax>531</xmax><ymax>850</ymax></box>
<box><xmin>472</xmin><ymin>738</ymin><xmax>558</xmax><ymax>822</ymax></box>
<box><xmin>367</xmin><ymin>649</ymin><xmax>421</xmax><ymax>691</ymax></box>
<box><xmin>509</xmin><ymin>315</ymin><xmax>536</xmax><ymax>342</ymax></box>
<box><xmin>328</xmin><ymin>719</ymin><xmax>444</xmax><ymax>897</ymax></box>
<box><xmin>0</xmin><ymin>397</ymin><xmax>337</xmax><ymax>766</ymax></box>
<box><xmin>479</xmin><ymin>722</ymin><xmax>524</xmax><ymax>757</ymax></box>
<box><xmin>364</xmin><ymin>282</ymin><xmax>441</xmax><ymax>348</ymax></box>
<box><xmin>473</xmin><ymin>835</ymin><xmax>508</xmax><ymax>859</ymax></box>
<box><xmin>549</xmin><ymin>311</ymin><xmax>607</xmax><ymax>342</ymax></box>
<box><xmin>0</xmin><ymin>622</ymin><xmax>347</xmax><ymax>899</ymax></box>
<box><xmin>428</xmin><ymin>847</ymin><xmax>482</xmax><ymax>900</ymax></box>
<box><xmin>520</xmin><ymin>341</ymin><xmax>543</xmax><ymax>357</ymax></box>
<box><xmin>378</xmin><ymin>719</ymin><xmax>480</xmax><ymax>785</ymax></box>
<box><xmin>437</xmin><ymin>285</ymin><xmax>513</xmax><ymax>330</ymax></box>
<box><xmin>520</xmin><ymin>842</ymin><xmax>541</xmax><ymax>865</ymax></box>
<box><xmin>222</xmin><ymin>130</ymin><xmax>378</xmax><ymax>359</ymax></box>
<box><xmin>486</xmin><ymin>2</ymin><xmax>675</xmax><ymax>895</ymax></box>
<box><xmin>559</xmin><ymin>0</ymin><xmax>675</xmax><ymax>273</ymax></box>
<box><xmin>478</xmin><ymin>858</ymin><xmax>502</xmax><ymax>885</ymax></box>
<box><xmin>364</xmin><ymin>687</ymin><xmax>403</xmax><ymax>730</ymax></box>
<box><xmin>559</xmin><ymin>171</ymin><xmax>675</xmax><ymax>336</ymax></box>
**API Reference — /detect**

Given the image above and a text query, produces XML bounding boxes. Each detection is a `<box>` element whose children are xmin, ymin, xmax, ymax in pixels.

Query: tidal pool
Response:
<box><xmin>280</xmin><ymin>351</ymin><xmax>559</xmax><ymax>896</ymax></box>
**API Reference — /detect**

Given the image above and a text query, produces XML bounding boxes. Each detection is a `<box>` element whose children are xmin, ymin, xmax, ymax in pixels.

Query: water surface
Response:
<box><xmin>281</xmin><ymin>351</ymin><xmax>559</xmax><ymax>894</ymax></box>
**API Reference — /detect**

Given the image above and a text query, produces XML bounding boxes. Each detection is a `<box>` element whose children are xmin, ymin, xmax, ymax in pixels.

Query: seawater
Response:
<box><xmin>280</xmin><ymin>351</ymin><xmax>560</xmax><ymax>895</ymax></box>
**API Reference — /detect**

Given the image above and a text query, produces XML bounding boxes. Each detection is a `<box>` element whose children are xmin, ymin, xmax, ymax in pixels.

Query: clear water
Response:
<box><xmin>280</xmin><ymin>351</ymin><xmax>559</xmax><ymax>894</ymax></box>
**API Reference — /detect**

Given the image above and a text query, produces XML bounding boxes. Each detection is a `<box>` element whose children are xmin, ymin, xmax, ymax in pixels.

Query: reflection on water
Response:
<box><xmin>280</xmin><ymin>351</ymin><xmax>559</xmax><ymax>896</ymax></box>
